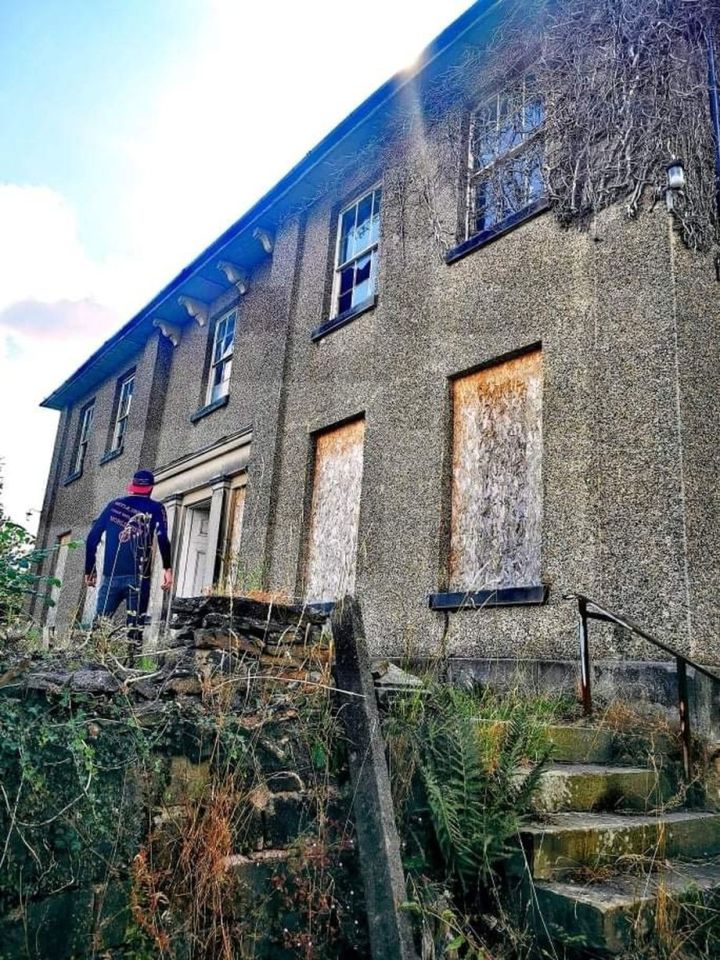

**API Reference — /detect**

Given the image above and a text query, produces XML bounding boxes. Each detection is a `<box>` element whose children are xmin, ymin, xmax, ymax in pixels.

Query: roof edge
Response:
<box><xmin>41</xmin><ymin>0</ymin><xmax>505</xmax><ymax>411</ymax></box>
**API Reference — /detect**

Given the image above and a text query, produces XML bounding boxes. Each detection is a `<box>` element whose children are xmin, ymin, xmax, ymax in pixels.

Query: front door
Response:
<box><xmin>177</xmin><ymin>503</ymin><xmax>211</xmax><ymax>597</ymax></box>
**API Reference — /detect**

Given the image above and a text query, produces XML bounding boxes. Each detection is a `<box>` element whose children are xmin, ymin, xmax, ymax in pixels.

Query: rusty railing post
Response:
<box><xmin>676</xmin><ymin>657</ymin><xmax>692</xmax><ymax>782</ymax></box>
<box><xmin>578</xmin><ymin>596</ymin><xmax>592</xmax><ymax>717</ymax></box>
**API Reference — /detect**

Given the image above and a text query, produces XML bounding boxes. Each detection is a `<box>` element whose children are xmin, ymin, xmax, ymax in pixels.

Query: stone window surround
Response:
<box><xmin>190</xmin><ymin>298</ymin><xmax>241</xmax><ymax>422</ymax></box>
<box><xmin>446</xmin><ymin>72</ymin><xmax>548</xmax><ymax>264</ymax></box>
<box><xmin>312</xmin><ymin>182</ymin><xmax>383</xmax><ymax>341</ymax></box>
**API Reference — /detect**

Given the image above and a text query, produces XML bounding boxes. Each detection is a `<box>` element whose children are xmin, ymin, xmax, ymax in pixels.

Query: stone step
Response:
<box><xmin>530</xmin><ymin>763</ymin><xmax>669</xmax><ymax>814</ymax></box>
<box><xmin>517</xmin><ymin>811</ymin><xmax>720</xmax><ymax>881</ymax></box>
<box><xmin>475</xmin><ymin>719</ymin><xmax>670</xmax><ymax>766</ymax></box>
<box><xmin>476</xmin><ymin>719</ymin><xmax>617</xmax><ymax>764</ymax></box>
<box><xmin>545</xmin><ymin>724</ymin><xmax>616</xmax><ymax>764</ymax></box>
<box><xmin>532</xmin><ymin>858</ymin><xmax>720</xmax><ymax>955</ymax></box>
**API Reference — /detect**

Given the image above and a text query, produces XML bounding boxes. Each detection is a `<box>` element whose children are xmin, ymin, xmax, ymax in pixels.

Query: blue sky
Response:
<box><xmin>1</xmin><ymin>1</ymin><xmax>196</xmax><ymax>253</ymax></box>
<box><xmin>0</xmin><ymin>0</ymin><xmax>474</xmax><ymax>528</ymax></box>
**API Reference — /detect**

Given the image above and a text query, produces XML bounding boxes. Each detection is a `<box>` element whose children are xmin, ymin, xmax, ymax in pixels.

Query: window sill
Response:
<box><xmin>190</xmin><ymin>394</ymin><xmax>229</xmax><ymax>423</ymax></box>
<box><xmin>63</xmin><ymin>469</ymin><xmax>83</xmax><ymax>486</ymax></box>
<box><xmin>428</xmin><ymin>584</ymin><xmax>548</xmax><ymax>611</ymax></box>
<box><xmin>99</xmin><ymin>447</ymin><xmax>124</xmax><ymax>466</ymax></box>
<box><xmin>311</xmin><ymin>295</ymin><xmax>377</xmax><ymax>342</ymax></box>
<box><xmin>445</xmin><ymin>200</ymin><xmax>549</xmax><ymax>265</ymax></box>
<box><xmin>307</xmin><ymin>601</ymin><xmax>336</xmax><ymax>616</ymax></box>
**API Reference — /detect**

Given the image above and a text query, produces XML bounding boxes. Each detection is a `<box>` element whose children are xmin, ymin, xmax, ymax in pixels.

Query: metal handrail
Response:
<box><xmin>564</xmin><ymin>593</ymin><xmax>720</xmax><ymax>781</ymax></box>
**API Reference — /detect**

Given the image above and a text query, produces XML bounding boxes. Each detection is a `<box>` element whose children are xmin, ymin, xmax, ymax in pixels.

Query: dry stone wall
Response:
<box><xmin>0</xmin><ymin>597</ymin><xmax>368</xmax><ymax>959</ymax></box>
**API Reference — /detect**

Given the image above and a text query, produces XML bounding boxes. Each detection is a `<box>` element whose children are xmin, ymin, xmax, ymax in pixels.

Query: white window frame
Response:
<box><xmin>466</xmin><ymin>76</ymin><xmax>544</xmax><ymax>239</ymax></box>
<box><xmin>206</xmin><ymin>308</ymin><xmax>236</xmax><ymax>406</ymax></box>
<box><xmin>111</xmin><ymin>373</ymin><xmax>135</xmax><ymax>452</ymax></box>
<box><xmin>332</xmin><ymin>185</ymin><xmax>382</xmax><ymax>318</ymax></box>
<box><xmin>73</xmin><ymin>400</ymin><xmax>95</xmax><ymax>474</ymax></box>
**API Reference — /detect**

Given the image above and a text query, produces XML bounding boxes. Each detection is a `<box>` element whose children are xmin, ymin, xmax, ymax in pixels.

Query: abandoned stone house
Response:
<box><xmin>34</xmin><ymin>0</ymin><xmax>720</xmax><ymax>669</ymax></box>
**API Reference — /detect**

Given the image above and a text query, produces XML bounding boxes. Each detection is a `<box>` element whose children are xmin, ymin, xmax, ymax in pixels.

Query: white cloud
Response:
<box><xmin>0</xmin><ymin>185</ymin><xmax>96</xmax><ymax>309</ymax></box>
<box><xmin>0</xmin><ymin>185</ymin><xmax>128</xmax><ymax>528</ymax></box>
<box><xmin>0</xmin><ymin>298</ymin><xmax>116</xmax><ymax>340</ymax></box>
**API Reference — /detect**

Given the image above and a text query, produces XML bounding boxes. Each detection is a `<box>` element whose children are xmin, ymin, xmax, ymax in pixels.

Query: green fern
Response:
<box><xmin>401</xmin><ymin>685</ymin><xmax>549</xmax><ymax>892</ymax></box>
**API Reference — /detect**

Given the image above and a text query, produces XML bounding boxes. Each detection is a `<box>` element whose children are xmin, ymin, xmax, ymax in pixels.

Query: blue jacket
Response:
<box><xmin>85</xmin><ymin>495</ymin><xmax>171</xmax><ymax>580</ymax></box>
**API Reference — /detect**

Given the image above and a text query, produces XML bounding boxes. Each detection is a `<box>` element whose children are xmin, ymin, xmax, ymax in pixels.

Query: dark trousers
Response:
<box><xmin>96</xmin><ymin>573</ymin><xmax>151</xmax><ymax>645</ymax></box>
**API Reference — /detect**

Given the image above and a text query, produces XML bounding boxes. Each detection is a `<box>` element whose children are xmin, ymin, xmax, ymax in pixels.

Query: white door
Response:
<box><xmin>177</xmin><ymin>504</ymin><xmax>210</xmax><ymax>598</ymax></box>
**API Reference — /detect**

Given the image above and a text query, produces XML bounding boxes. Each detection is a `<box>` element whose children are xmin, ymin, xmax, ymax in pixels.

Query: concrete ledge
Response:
<box><xmin>189</xmin><ymin>394</ymin><xmax>230</xmax><ymax>423</ymax></box>
<box><xmin>519</xmin><ymin>811</ymin><xmax>720</xmax><ymax>881</ymax></box>
<box><xmin>445</xmin><ymin>200</ymin><xmax>549</xmax><ymax>264</ymax></box>
<box><xmin>99</xmin><ymin>446</ymin><xmax>123</xmax><ymax>466</ymax></box>
<box><xmin>533</xmin><ymin>859</ymin><xmax>720</xmax><ymax>954</ymax></box>
<box><xmin>310</xmin><ymin>295</ymin><xmax>377</xmax><ymax>341</ymax></box>
<box><xmin>429</xmin><ymin>584</ymin><xmax>548</xmax><ymax>610</ymax></box>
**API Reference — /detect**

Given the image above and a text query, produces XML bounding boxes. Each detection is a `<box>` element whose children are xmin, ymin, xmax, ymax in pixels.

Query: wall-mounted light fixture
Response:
<box><xmin>666</xmin><ymin>159</ymin><xmax>685</xmax><ymax>211</ymax></box>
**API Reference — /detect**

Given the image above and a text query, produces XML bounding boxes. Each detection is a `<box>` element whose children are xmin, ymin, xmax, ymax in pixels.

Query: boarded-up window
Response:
<box><xmin>450</xmin><ymin>350</ymin><xmax>542</xmax><ymax>591</ymax></box>
<box><xmin>305</xmin><ymin>419</ymin><xmax>365</xmax><ymax>604</ymax></box>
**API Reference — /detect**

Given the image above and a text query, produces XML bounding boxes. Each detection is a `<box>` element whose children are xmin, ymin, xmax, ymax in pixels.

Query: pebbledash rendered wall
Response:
<box><xmin>253</xmin><ymin>189</ymin><xmax>720</xmax><ymax>666</ymax></box>
<box><xmin>35</xmin><ymin>3</ymin><xmax>720</xmax><ymax>666</ymax></box>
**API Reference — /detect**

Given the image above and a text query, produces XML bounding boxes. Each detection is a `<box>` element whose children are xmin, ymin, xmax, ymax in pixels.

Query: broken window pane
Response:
<box><xmin>305</xmin><ymin>419</ymin><xmax>365</xmax><ymax>604</ymax></box>
<box><xmin>334</xmin><ymin>187</ymin><xmax>381</xmax><ymax>317</ymax></box>
<box><xmin>450</xmin><ymin>350</ymin><xmax>543</xmax><ymax>591</ymax></box>
<box><xmin>207</xmin><ymin>309</ymin><xmax>236</xmax><ymax>404</ymax></box>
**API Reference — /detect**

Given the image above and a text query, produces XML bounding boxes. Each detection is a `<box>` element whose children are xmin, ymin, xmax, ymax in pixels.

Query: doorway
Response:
<box><xmin>176</xmin><ymin>501</ymin><xmax>211</xmax><ymax>598</ymax></box>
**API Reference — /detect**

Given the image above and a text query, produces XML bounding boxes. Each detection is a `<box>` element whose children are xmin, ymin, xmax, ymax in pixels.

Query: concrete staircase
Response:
<box><xmin>509</xmin><ymin>723</ymin><xmax>720</xmax><ymax>956</ymax></box>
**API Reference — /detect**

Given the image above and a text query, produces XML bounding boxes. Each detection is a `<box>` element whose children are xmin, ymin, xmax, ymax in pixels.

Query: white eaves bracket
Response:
<box><xmin>217</xmin><ymin>260</ymin><xmax>249</xmax><ymax>294</ymax></box>
<box><xmin>252</xmin><ymin>227</ymin><xmax>274</xmax><ymax>254</ymax></box>
<box><xmin>178</xmin><ymin>295</ymin><xmax>209</xmax><ymax>327</ymax></box>
<box><xmin>152</xmin><ymin>318</ymin><xmax>183</xmax><ymax>347</ymax></box>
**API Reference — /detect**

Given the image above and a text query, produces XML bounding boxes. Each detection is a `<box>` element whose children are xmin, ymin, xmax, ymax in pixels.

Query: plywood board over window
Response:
<box><xmin>450</xmin><ymin>349</ymin><xmax>543</xmax><ymax>592</ymax></box>
<box><xmin>221</xmin><ymin>486</ymin><xmax>246</xmax><ymax>592</ymax></box>
<box><xmin>305</xmin><ymin>419</ymin><xmax>365</xmax><ymax>604</ymax></box>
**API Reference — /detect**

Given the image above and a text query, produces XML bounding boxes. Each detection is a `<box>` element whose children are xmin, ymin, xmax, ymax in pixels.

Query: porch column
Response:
<box><xmin>147</xmin><ymin>494</ymin><xmax>181</xmax><ymax>643</ymax></box>
<box><xmin>202</xmin><ymin>477</ymin><xmax>230</xmax><ymax>593</ymax></box>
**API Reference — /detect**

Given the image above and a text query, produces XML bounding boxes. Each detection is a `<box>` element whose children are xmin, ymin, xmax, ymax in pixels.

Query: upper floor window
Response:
<box><xmin>111</xmin><ymin>372</ymin><xmax>134</xmax><ymax>452</ymax></box>
<box><xmin>333</xmin><ymin>186</ymin><xmax>382</xmax><ymax>317</ymax></box>
<box><xmin>467</xmin><ymin>77</ymin><xmax>544</xmax><ymax>238</ymax></box>
<box><xmin>73</xmin><ymin>400</ymin><xmax>95</xmax><ymax>475</ymax></box>
<box><xmin>207</xmin><ymin>309</ymin><xmax>236</xmax><ymax>405</ymax></box>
